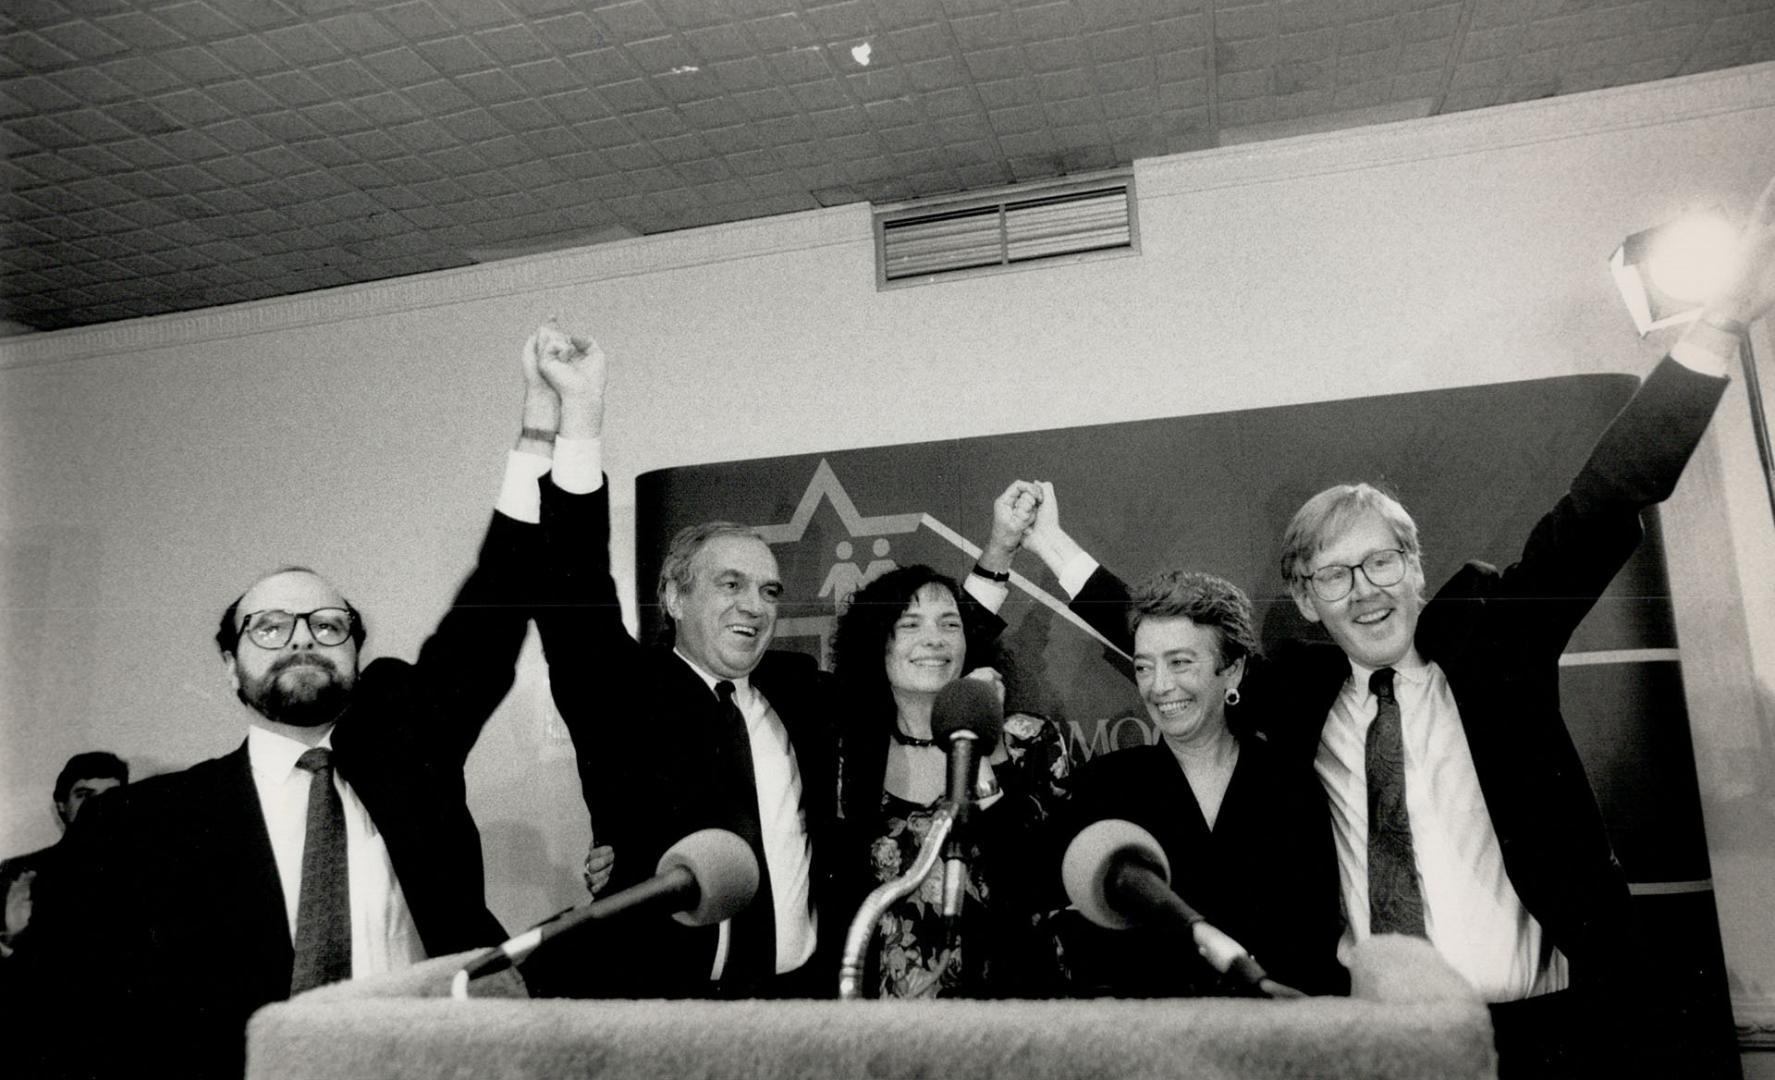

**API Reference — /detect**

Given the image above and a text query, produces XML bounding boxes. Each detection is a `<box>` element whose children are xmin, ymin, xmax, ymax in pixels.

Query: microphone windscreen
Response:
<box><xmin>1061</xmin><ymin>819</ymin><xmax>1171</xmax><ymax>930</ymax></box>
<box><xmin>932</xmin><ymin>677</ymin><xmax>1003</xmax><ymax>754</ymax></box>
<box><xmin>656</xmin><ymin>828</ymin><xmax>759</xmax><ymax>927</ymax></box>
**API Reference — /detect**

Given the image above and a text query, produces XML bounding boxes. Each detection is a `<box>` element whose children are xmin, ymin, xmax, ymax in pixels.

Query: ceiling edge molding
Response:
<box><xmin>0</xmin><ymin>201</ymin><xmax>867</xmax><ymax>372</ymax></box>
<box><xmin>1138</xmin><ymin>62</ymin><xmax>1775</xmax><ymax>199</ymax></box>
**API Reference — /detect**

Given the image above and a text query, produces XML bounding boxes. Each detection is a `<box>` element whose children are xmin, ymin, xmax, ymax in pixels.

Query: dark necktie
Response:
<box><xmin>1366</xmin><ymin>668</ymin><xmax>1427</xmax><ymax>937</ymax></box>
<box><xmin>715</xmin><ymin>680</ymin><xmax>776</xmax><ymax>982</ymax></box>
<box><xmin>290</xmin><ymin>747</ymin><xmax>352</xmax><ymax>994</ymax></box>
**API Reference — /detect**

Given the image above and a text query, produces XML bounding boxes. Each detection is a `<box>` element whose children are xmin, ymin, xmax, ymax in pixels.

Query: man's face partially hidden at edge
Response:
<box><xmin>56</xmin><ymin>777</ymin><xmax>122</xmax><ymax>827</ymax></box>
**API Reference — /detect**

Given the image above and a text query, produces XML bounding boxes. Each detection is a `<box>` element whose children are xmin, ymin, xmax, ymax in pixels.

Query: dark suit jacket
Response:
<box><xmin>1</xmin><ymin>841</ymin><xmax>62</xmax><ymax>957</ymax></box>
<box><xmin>20</xmin><ymin>511</ymin><xmax>536</xmax><ymax>1079</ymax></box>
<box><xmin>1056</xmin><ymin>742</ymin><xmax>1347</xmax><ymax>997</ymax></box>
<box><xmin>1069</xmin><ymin>355</ymin><xmax>1727</xmax><ymax>989</ymax></box>
<box><xmin>534</xmin><ymin>479</ymin><xmax>842</xmax><ymax>998</ymax></box>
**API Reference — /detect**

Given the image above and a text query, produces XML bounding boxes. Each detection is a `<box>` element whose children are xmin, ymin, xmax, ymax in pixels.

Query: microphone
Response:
<box><xmin>931</xmin><ymin>678</ymin><xmax>1003</xmax><ymax>923</ymax></box>
<box><xmin>451</xmin><ymin>828</ymin><xmax>757</xmax><ymax>998</ymax></box>
<box><xmin>1062</xmin><ymin>819</ymin><xmax>1301</xmax><ymax>998</ymax></box>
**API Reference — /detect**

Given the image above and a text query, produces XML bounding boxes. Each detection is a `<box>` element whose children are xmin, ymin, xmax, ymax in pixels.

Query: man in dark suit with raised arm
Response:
<box><xmin>527</xmin><ymin>335</ymin><xmax>845</xmax><ymax>999</ymax></box>
<box><xmin>15</xmin><ymin>327</ymin><xmax>591</xmax><ymax>1079</ymax></box>
<box><xmin>1009</xmin><ymin>174</ymin><xmax>1775</xmax><ymax>1076</ymax></box>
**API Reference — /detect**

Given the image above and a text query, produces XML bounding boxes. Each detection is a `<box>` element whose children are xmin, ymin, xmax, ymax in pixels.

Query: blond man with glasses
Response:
<box><xmin>1004</xmin><ymin>173</ymin><xmax>1775</xmax><ymax>1078</ymax></box>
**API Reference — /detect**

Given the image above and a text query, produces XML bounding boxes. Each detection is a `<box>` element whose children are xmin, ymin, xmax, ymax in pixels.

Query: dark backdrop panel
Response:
<box><xmin>637</xmin><ymin>372</ymin><xmax>1736</xmax><ymax>1070</ymax></box>
<box><xmin>636</xmin><ymin>373</ymin><xmax>1688</xmax><ymax>884</ymax></box>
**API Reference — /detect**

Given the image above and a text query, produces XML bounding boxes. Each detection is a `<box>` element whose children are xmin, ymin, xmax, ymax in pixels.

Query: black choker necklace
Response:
<box><xmin>889</xmin><ymin>727</ymin><xmax>937</xmax><ymax>748</ymax></box>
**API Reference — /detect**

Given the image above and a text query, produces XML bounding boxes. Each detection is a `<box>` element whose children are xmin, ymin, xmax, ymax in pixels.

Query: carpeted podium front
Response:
<box><xmin>247</xmin><ymin>937</ymin><xmax>1495</xmax><ymax>1080</ymax></box>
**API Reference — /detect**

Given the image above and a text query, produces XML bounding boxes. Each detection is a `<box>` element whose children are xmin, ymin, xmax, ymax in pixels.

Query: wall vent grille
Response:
<box><xmin>875</xmin><ymin>177</ymin><xmax>1136</xmax><ymax>287</ymax></box>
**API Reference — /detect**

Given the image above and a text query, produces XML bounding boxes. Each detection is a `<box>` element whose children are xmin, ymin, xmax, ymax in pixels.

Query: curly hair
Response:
<box><xmin>831</xmin><ymin>565</ymin><xmax>999</xmax><ymax>733</ymax></box>
<box><xmin>1127</xmin><ymin>568</ymin><xmax>1260</xmax><ymax>672</ymax></box>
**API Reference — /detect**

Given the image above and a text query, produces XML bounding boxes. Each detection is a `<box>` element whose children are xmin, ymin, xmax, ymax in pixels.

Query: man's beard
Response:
<box><xmin>238</xmin><ymin>654</ymin><xmax>355</xmax><ymax>728</ymax></box>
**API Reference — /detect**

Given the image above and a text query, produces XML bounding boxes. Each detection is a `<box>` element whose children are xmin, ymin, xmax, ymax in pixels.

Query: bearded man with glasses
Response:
<box><xmin>18</xmin><ymin>323</ymin><xmax>614</xmax><ymax>1080</ymax></box>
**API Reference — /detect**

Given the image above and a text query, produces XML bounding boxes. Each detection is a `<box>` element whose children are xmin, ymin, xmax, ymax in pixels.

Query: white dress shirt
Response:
<box><xmin>1317</xmin><ymin>652</ymin><xmax>1567</xmax><ymax>1002</ymax></box>
<box><xmin>499</xmin><ymin>436</ymin><xmax>603</xmax><ymax>519</ymax></box>
<box><xmin>673</xmin><ymin>652</ymin><xmax>819</xmax><ymax>979</ymax></box>
<box><xmin>246</xmin><ymin>724</ymin><xmax>425</xmax><ymax>978</ymax></box>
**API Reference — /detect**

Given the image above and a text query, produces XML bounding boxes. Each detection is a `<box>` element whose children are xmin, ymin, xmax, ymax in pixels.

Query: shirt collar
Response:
<box><xmin>673</xmin><ymin>648</ymin><xmax>753</xmax><ymax>704</ymax></box>
<box><xmin>1344</xmin><ymin>647</ymin><xmax>1429</xmax><ymax>706</ymax></box>
<box><xmin>247</xmin><ymin>722</ymin><xmax>336</xmax><ymax>783</ymax></box>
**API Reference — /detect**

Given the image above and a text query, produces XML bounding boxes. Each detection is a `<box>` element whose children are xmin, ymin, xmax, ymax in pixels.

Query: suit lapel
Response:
<box><xmin>212</xmin><ymin>743</ymin><xmax>296</xmax><ymax>978</ymax></box>
<box><xmin>1148</xmin><ymin>746</ymin><xmax>1211</xmax><ymax>846</ymax></box>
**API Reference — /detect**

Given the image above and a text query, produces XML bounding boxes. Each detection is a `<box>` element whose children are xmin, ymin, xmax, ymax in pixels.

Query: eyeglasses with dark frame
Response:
<box><xmin>237</xmin><ymin>608</ymin><xmax>355</xmax><ymax>650</ymax></box>
<box><xmin>1299</xmin><ymin>549</ymin><xmax>1409</xmax><ymax>602</ymax></box>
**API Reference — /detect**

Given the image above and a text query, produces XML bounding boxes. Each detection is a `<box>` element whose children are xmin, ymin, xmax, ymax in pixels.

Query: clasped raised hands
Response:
<box><xmin>521</xmin><ymin>319</ymin><xmax>607</xmax><ymax>440</ymax></box>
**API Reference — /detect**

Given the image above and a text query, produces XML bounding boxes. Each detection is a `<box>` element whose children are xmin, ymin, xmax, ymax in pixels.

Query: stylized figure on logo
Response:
<box><xmin>862</xmin><ymin>537</ymin><xmax>897</xmax><ymax>583</ymax></box>
<box><xmin>820</xmin><ymin>538</ymin><xmax>901</xmax><ymax>611</ymax></box>
<box><xmin>819</xmin><ymin>541</ymin><xmax>868</xmax><ymax>611</ymax></box>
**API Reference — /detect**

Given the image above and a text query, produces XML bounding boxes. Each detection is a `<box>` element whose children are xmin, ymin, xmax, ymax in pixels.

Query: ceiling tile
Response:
<box><xmin>316</xmin><ymin>10</ymin><xmax>400</xmax><ymax>51</ymax></box>
<box><xmin>259</xmin><ymin>22</ymin><xmax>342</xmax><ymax>65</ymax></box>
<box><xmin>5</xmin><ymin>0</ymin><xmax>1774</xmax><ymax>333</ymax></box>
<box><xmin>205</xmin><ymin>34</ymin><xmax>292</xmax><ymax>76</ymax></box>
<box><xmin>91</xmin><ymin>11</ymin><xmax>187</xmax><ymax>52</ymax></box>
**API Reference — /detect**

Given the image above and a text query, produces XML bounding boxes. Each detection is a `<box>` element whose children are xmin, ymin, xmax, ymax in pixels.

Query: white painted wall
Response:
<box><xmin>4</xmin><ymin>62</ymin><xmax>1773</xmax><ymax>1041</ymax></box>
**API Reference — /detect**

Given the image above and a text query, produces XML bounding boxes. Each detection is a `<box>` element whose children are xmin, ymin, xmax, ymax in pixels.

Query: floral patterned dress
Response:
<box><xmin>862</xmin><ymin>712</ymin><xmax>1075</xmax><ymax>999</ymax></box>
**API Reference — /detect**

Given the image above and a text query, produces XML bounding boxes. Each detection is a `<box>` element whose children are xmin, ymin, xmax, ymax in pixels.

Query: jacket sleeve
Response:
<box><xmin>1070</xmin><ymin>564</ymin><xmax>1137</xmax><ymax>656</ymax></box>
<box><xmin>393</xmin><ymin>509</ymin><xmax>541</xmax><ymax>767</ymax></box>
<box><xmin>1437</xmin><ymin>355</ymin><xmax>1728</xmax><ymax>657</ymax></box>
<box><xmin>536</xmin><ymin>477</ymin><xmax>645</xmax><ymax>827</ymax></box>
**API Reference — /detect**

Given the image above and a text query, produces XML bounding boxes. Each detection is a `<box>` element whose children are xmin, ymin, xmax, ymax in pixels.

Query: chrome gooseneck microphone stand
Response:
<box><xmin>837</xmin><ymin>803</ymin><xmax>957</xmax><ymax>1001</ymax></box>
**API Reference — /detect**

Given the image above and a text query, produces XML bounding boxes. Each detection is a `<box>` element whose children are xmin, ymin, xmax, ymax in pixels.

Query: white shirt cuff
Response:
<box><xmin>1670</xmin><ymin>335</ymin><xmax>1734</xmax><ymax>379</ymax></box>
<box><xmin>962</xmin><ymin>572</ymin><xmax>1010</xmax><ymax>614</ymax></box>
<box><xmin>1057</xmin><ymin>552</ymin><xmax>1100</xmax><ymax>598</ymax></box>
<box><xmin>552</xmin><ymin>436</ymin><xmax>604</xmax><ymax>495</ymax></box>
<box><xmin>496</xmin><ymin>449</ymin><xmax>552</xmax><ymax>524</ymax></box>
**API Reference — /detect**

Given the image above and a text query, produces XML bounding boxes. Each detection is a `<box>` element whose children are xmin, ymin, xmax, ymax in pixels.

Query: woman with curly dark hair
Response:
<box><xmin>831</xmin><ymin>484</ymin><xmax>1072</xmax><ymax>999</ymax></box>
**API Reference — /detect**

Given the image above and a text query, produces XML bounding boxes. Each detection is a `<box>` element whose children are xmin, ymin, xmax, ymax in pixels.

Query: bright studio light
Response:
<box><xmin>1645</xmin><ymin>213</ymin><xmax>1737</xmax><ymax>303</ymax></box>
<box><xmin>1613</xmin><ymin>198</ymin><xmax>1775</xmax><ymax>529</ymax></box>
<box><xmin>1610</xmin><ymin>204</ymin><xmax>1736</xmax><ymax>335</ymax></box>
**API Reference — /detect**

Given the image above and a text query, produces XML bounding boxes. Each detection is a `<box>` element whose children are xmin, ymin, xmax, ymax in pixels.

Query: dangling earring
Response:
<box><xmin>1224</xmin><ymin>687</ymin><xmax>1241</xmax><ymax>707</ymax></box>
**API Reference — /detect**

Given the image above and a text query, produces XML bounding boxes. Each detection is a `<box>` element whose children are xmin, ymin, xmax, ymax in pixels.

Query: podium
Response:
<box><xmin>247</xmin><ymin>937</ymin><xmax>1495</xmax><ymax>1080</ymax></box>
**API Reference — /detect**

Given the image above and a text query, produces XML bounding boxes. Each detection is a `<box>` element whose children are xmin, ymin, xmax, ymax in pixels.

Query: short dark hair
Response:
<box><xmin>655</xmin><ymin>522</ymin><xmax>765</xmax><ymax>625</ymax></box>
<box><xmin>54</xmin><ymin>751</ymin><xmax>129</xmax><ymax>805</ymax></box>
<box><xmin>216</xmin><ymin>565</ymin><xmax>367</xmax><ymax>659</ymax></box>
<box><xmin>1127</xmin><ymin>569</ymin><xmax>1260</xmax><ymax>672</ymax></box>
